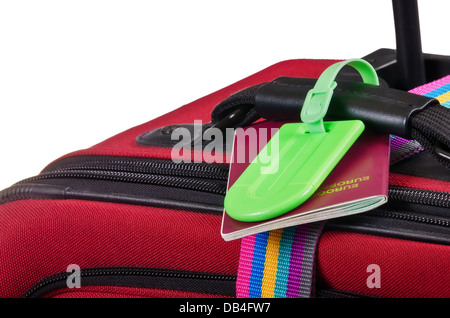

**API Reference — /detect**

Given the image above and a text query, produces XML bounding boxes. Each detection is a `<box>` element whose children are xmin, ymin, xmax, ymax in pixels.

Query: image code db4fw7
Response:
<box><xmin>179</xmin><ymin>302</ymin><xmax>271</xmax><ymax>314</ymax></box>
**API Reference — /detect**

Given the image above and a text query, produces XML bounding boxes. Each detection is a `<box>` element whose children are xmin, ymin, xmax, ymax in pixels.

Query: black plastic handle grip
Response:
<box><xmin>255</xmin><ymin>77</ymin><xmax>438</xmax><ymax>139</ymax></box>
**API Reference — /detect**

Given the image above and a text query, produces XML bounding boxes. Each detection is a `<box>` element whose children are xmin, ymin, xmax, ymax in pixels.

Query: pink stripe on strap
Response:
<box><xmin>236</xmin><ymin>234</ymin><xmax>256</xmax><ymax>298</ymax></box>
<box><xmin>409</xmin><ymin>75</ymin><xmax>450</xmax><ymax>95</ymax></box>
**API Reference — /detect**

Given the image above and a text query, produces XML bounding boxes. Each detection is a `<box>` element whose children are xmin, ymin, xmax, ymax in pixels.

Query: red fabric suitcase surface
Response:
<box><xmin>0</xmin><ymin>59</ymin><xmax>449</xmax><ymax>298</ymax></box>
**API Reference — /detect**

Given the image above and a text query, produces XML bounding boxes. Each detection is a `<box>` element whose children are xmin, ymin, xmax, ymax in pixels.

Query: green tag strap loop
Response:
<box><xmin>301</xmin><ymin>59</ymin><xmax>379</xmax><ymax>133</ymax></box>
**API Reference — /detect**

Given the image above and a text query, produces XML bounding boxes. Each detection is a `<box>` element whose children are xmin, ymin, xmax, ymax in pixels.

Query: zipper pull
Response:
<box><xmin>224</xmin><ymin>59</ymin><xmax>379</xmax><ymax>222</ymax></box>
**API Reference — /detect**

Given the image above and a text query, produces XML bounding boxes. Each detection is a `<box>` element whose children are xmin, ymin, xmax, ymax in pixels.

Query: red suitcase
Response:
<box><xmin>0</xmin><ymin>1</ymin><xmax>449</xmax><ymax>300</ymax></box>
<box><xmin>1</xmin><ymin>54</ymin><xmax>449</xmax><ymax>299</ymax></box>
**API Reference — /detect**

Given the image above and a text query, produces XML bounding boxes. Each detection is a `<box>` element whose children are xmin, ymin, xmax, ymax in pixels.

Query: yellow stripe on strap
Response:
<box><xmin>260</xmin><ymin>229</ymin><xmax>283</xmax><ymax>298</ymax></box>
<box><xmin>436</xmin><ymin>91</ymin><xmax>450</xmax><ymax>104</ymax></box>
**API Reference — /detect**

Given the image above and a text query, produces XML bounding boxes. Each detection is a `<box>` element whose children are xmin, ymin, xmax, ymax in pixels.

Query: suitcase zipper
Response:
<box><xmin>327</xmin><ymin>187</ymin><xmax>450</xmax><ymax>245</ymax></box>
<box><xmin>0</xmin><ymin>156</ymin><xmax>230</xmax><ymax>213</ymax></box>
<box><xmin>366</xmin><ymin>208</ymin><xmax>449</xmax><ymax>227</ymax></box>
<box><xmin>13</xmin><ymin>156</ymin><xmax>450</xmax><ymax>207</ymax></box>
<box><xmin>23</xmin><ymin>267</ymin><xmax>236</xmax><ymax>298</ymax></box>
<box><xmin>23</xmin><ymin>265</ymin><xmax>369</xmax><ymax>299</ymax></box>
<box><xmin>21</xmin><ymin>156</ymin><xmax>229</xmax><ymax>195</ymax></box>
<box><xmin>41</xmin><ymin>156</ymin><xmax>230</xmax><ymax>180</ymax></box>
<box><xmin>42</xmin><ymin>156</ymin><xmax>450</xmax><ymax>205</ymax></box>
<box><xmin>1</xmin><ymin>156</ymin><xmax>448</xmax><ymax>227</ymax></box>
<box><xmin>18</xmin><ymin>170</ymin><xmax>227</xmax><ymax>195</ymax></box>
<box><xmin>389</xmin><ymin>186</ymin><xmax>450</xmax><ymax>208</ymax></box>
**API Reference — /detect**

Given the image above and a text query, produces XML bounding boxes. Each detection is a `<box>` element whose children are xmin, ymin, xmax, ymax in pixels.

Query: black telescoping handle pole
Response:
<box><xmin>392</xmin><ymin>0</ymin><xmax>426</xmax><ymax>90</ymax></box>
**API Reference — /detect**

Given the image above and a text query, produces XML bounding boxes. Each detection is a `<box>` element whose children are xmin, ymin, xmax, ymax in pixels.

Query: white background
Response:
<box><xmin>0</xmin><ymin>0</ymin><xmax>449</xmax><ymax>190</ymax></box>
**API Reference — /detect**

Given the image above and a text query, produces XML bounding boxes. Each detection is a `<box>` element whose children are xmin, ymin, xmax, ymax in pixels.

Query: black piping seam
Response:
<box><xmin>23</xmin><ymin>267</ymin><xmax>237</xmax><ymax>298</ymax></box>
<box><xmin>0</xmin><ymin>183</ymin><xmax>224</xmax><ymax>214</ymax></box>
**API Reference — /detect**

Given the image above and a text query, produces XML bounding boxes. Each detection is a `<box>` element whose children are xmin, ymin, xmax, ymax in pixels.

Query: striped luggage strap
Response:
<box><xmin>391</xmin><ymin>75</ymin><xmax>450</xmax><ymax>164</ymax></box>
<box><xmin>235</xmin><ymin>75</ymin><xmax>450</xmax><ymax>298</ymax></box>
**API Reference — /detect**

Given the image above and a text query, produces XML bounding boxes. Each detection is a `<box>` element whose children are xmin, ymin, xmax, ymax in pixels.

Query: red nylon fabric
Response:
<box><xmin>0</xmin><ymin>199</ymin><xmax>240</xmax><ymax>298</ymax></box>
<box><xmin>42</xmin><ymin>286</ymin><xmax>231</xmax><ymax>298</ymax></box>
<box><xmin>389</xmin><ymin>172</ymin><xmax>450</xmax><ymax>192</ymax></box>
<box><xmin>316</xmin><ymin>231</ymin><xmax>450</xmax><ymax>298</ymax></box>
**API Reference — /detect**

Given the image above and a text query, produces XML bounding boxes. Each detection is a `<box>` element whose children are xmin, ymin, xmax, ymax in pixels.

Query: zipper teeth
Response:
<box><xmin>23</xmin><ymin>272</ymin><xmax>67</xmax><ymax>298</ymax></box>
<box><xmin>44</xmin><ymin>159</ymin><xmax>230</xmax><ymax>180</ymax></box>
<box><xmin>17</xmin><ymin>170</ymin><xmax>227</xmax><ymax>195</ymax></box>
<box><xmin>389</xmin><ymin>186</ymin><xmax>450</xmax><ymax>208</ymax></box>
<box><xmin>368</xmin><ymin>209</ymin><xmax>450</xmax><ymax>227</ymax></box>
<box><xmin>80</xmin><ymin>268</ymin><xmax>235</xmax><ymax>281</ymax></box>
<box><xmin>23</xmin><ymin>268</ymin><xmax>235</xmax><ymax>298</ymax></box>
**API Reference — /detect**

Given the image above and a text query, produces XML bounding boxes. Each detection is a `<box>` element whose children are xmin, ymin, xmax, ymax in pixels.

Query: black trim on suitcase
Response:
<box><xmin>23</xmin><ymin>267</ymin><xmax>237</xmax><ymax>298</ymax></box>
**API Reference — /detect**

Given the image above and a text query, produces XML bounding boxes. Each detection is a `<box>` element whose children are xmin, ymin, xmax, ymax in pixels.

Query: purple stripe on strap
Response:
<box><xmin>285</xmin><ymin>224</ymin><xmax>309</xmax><ymax>298</ymax></box>
<box><xmin>390</xmin><ymin>136</ymin><xmax>410</xmax><ymax>151</ymax></box>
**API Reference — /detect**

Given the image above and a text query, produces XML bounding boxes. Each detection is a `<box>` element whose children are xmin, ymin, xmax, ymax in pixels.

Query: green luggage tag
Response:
<box><xmin>224</xmin><ymin>59</ymin><xmax>379</xmax><ymax>222</ymax></box>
